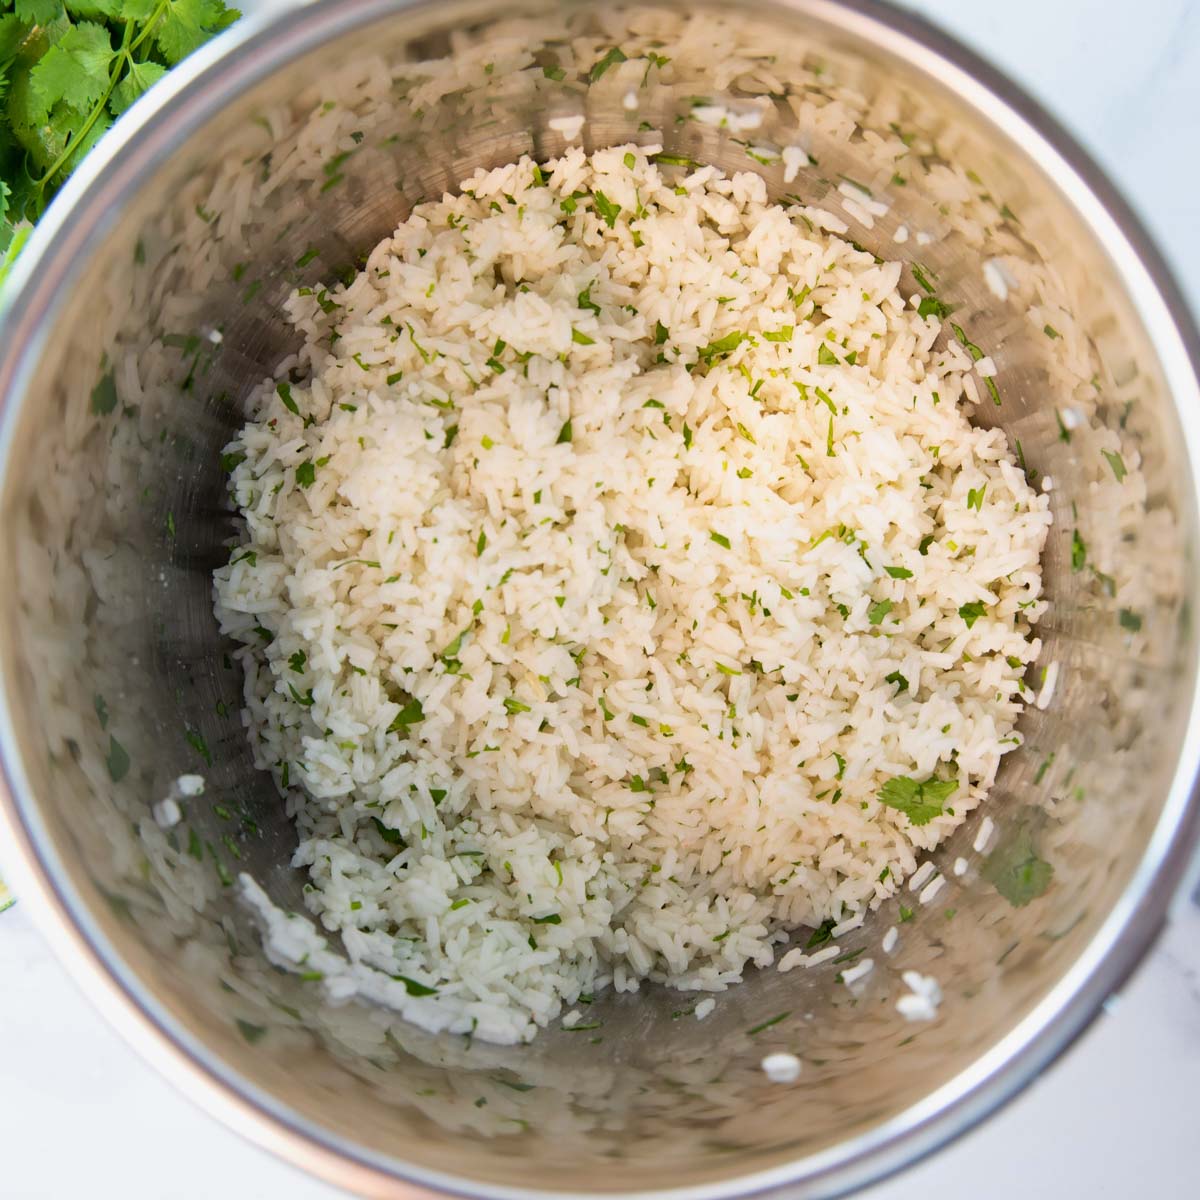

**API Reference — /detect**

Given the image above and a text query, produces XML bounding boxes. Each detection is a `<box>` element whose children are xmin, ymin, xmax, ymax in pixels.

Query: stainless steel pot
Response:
<box><xmin>2</xmin><ymin>2</ymin><xmax>1199</xmax><ymax>1197</ymax></box>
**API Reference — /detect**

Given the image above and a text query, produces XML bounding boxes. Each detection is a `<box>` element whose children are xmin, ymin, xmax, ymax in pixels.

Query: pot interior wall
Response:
<box><xmin>0</xmin><ymin>1</ymin><xmax>1196</xmax><ymax>1195</ymax></box>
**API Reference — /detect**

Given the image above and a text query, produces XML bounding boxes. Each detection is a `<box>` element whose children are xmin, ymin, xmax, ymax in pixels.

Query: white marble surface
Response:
<box><xmin>3</xmin><ymin>1</ymin><xmax>1200</xmax><ymax>1197</ymax></box>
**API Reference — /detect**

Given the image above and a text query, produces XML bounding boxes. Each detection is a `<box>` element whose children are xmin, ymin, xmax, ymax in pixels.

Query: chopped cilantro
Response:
<box><xmin>590</xmin><ymin>47</ymin><xmax>627</xmax><ymax>81</ymax></box>
<box><xmin>592</xmin><ymin>189</ymin><xmax>621</xmax><ymax>228</ymax></box>
<box><xmin>276</xmin><ymin>381</ymin><xmax>299</xmax><ymax>415</ymax></box>
<box><xmin>747</xmin><ymin>1011</ymin><xmax>791</xmax><ymax>1035</ymax></box>
<box><xmin>577</xmin><ymin>283</ymin><xmax>601</xmax><ymax>314</ymax></box>
<box><xmin>806</xmin><ymin>918</ymin><xmax>836</xmax><ymax>948</ymax></box>
<box><xmin>959</xmin><ymin>600</ymin><xmax>987</xmax><ymax>628</ymax></box>
<box><xmin>982</xmin><ymin>816</ymin><xmax>1054</xmax><ymax>907</ymax></box>
<box><xmin>699</xmin><ymin>330</ymin><xmax>748</xmax><ymax>363</ymax></box>
<box><xmin>371</xmin><ymin>816</ymin><xmax>404</xmax><ymax>845</ymax></box>
<box><xmin>878</xmin><ymin>775</ymin><xmax>957</xmax><ymax>826</ymax></box>
<box><xmin>391</xmin><ymin>974</ymin><xmax>439</xmax><ymax>996</ymax></box>
<box><xmin>867</xmin><ymin>599</ymin><xmax>893</xmax><ymax>625</ymax></box>
<box><xmin>1071</xmin><ymin>529</ymin><xmax>1087</xmax><ymax>571</ymax></box>
<box><xmin>387</xmin><ymin>697</ymin><xmax>425</xmax><ymax>732</ymax></box>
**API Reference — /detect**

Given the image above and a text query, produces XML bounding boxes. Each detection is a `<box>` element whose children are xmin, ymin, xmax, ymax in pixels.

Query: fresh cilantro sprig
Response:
<box><xmin>1</xmin><ymin>1</ymin><xmax>240</xmax><ymax>284</ymax></box>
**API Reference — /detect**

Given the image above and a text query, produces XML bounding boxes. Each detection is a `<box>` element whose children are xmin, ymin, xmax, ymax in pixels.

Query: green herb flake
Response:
<box><xmin>710</xmin><ymin>531</ymin><xmax>732</xmax><ymax>549</ymax></box>
<box><xmin>699</xmin><ymin>330</ymin><xmax>748</xmax><ymax>363</ymax></box>
<box><xmin>276</xmin><ymin>381</ymin><xmax>300</xmax><ymax>415</ymax></box>
<box><xmin>590</xmin><ymin>47</ymin><xmax>627</xmax><ymax>82</ymax></box>
<box><xmin>651</xmin><ymin>152</ymin><xmax>704</xmax><ymax>169</ymax></box>
<box><xmin>1071</xmin><ymin>529</ymin><xmax>1087</xmax><ymax>572</ymax></box>
<box><xmin>958</xmin><ymin>600</ymin><xmax>986</xmax><ymax>628</ymax></box>
<box><xmin>371</xmin><ymin>816</ymin><xmax>404</xmax><ymax>845</ymax></box>
<box><xmin>387</xmin><ymin>697</ymin><xmax>425</xmax><ymax>733</ymax></box>
<box><xmin>105</xmin><ymin>735</ymin><xmax>130</xmax><ymax>783</ymax></box>
<box><xmin>1102</xmin><ymin>450</ymin><xmax>1127</xmax><ymax>482</ymax></box>
<box><xmin>911</xmin><ymin>263</ymin><xmax>937</xmax><ymax>294</ymax></box>
<box><xmin>885</xmin><ymin>566</ymin><xmax>913</xmax><ymax>579</ymax></box>
<box><xmin>878</xmin><ymin>775</ymin><xmax>957</xmax><ymax>826</ymax></box>
<box><xmin>867</xmin><ymin>598</ymin><xmax>893</xmax><ymax>625</ymax></box>
<box><xmin>236</xmin><ymin>1019</ymin><xmax>267</xmax><ymax>1045</ymax></box>
<box><xmin>917</xmin><ymin>295</ymin><xmax>953</xmax><ymax>321</ymax></box>
<box><xmin>90</xmin><ymin>371</ymin><xmax>118</xmax><ymax>416</ymax></box>
<box><xmin>592</xmin><ymin>189</ymin><xmax>622</xmax><ymax>228</ymax></box>
<box><xmin>746</xmin><ymin>1011</ymin><xmax>791</xmax><ymax>1036</ymax></box>
<box><xmin>556</xmin><ymin>419</ymin><xmax>574</xmax><ymax>444</ymax></box>
<box><xmin>391</xmin><ymin>974</ymin><xmax>439</xmax><ymax>996</ymax></box>
<box><xmin>982</xmin><ymin>817</ymin><xmax>1054</xmax><ymax>907</ymax></box>
<box><xmin>806</xmin><ymin>918</ymin><xmax>836</xmax><ymax>948</ymax></box>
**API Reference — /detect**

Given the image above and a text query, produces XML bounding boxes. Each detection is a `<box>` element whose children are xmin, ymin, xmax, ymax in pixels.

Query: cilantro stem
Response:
<box><xmin>32</xmin><ymin>1</ymin><xmax>173</xmax><ymax>206</ymax></box>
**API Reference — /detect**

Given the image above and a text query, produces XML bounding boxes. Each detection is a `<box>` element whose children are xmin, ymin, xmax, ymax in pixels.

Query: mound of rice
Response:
<box><xmin>214</xmin><ymin>144</ymin><xmax>1050</xmax><ymax>1044</ymax></box>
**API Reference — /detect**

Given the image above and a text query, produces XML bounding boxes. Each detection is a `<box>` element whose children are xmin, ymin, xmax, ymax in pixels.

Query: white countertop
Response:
<box><xmin>3</xmin><ymin>1</ymin><xmax>1200</xmax><ymax>1197</ymax></box>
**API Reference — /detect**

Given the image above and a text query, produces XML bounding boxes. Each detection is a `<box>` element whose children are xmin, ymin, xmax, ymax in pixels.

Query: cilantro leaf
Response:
<box><xmin>105</xmin><ymin>733</ymin><xmax>130</xmax><ymax>782</ymax></box>
<box><xmin>155</xmin><ymin>0</ymin><xmax>239</xmax><ymax>66</ymax></box>
<box><xmin>30</xmin><ymin>22</ymin><xmax>115</xmax><ymax>119</ymax></box>
<box><xmin>589</xmin><ymin>47</ymin><xmax>626</xmax><ymax>82</ymax></box>
<box><xmin>371</xmin><ymin>816</ymin><xmax>404</xmax><ymax>845</ymax></box>
<box><xmin>90</xmin><ymin>369</ymin><xmax>117</xmax><ymax>414</ymax></box>
<box><xmin>698</xmin><ymin>330</ymin><xmax>747</xmax><ymax>363</ymax></box>
<box><xmin>109</xmin><ymin>58</ymin><xmax>167</xmax><ymax>116</ymax></box>
<box><xmin>982</xmin><ymin>814</ymin><xmax>1054</xmax><ymax>907</ymax></box>
<box><xmin>14</xmin><ymin>1</ymin><xmax>65</xmax><ymax>23</ymax></box>
<box><xmin>878</xmin><ymin>775</ymin><xmax>957</xmax><ymax>826</ymax></box>
<box><xmin>867</xmin><ymin>598</ymin><xmax>893</xmax><ymax>625</ymax></box>
<box><xmin>592</xmin><ymin>188</ymin><xmax>620</xmax><ymax>228</ymax></box>
<box><xmin>1102</xmin><ymin>449</ymin><xmax>1127</xmax><ymax>482</ymax></box>
<box><xmin>958</xmin><ymin>600</ymin><xmax>986</xmax><ymax>628</ymax></box>
<box><xmin>805</xmin><ymin>917</ymin><xmax>836</xmax><ymax>948</ymax></box>
<box><xmin>386</xmin><ymin>696</ymin><xmax>424</xmax><ymax>733</ymax></box>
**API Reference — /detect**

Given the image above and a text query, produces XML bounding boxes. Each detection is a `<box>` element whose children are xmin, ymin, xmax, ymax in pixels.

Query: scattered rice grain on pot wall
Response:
<box><xmin>215</xmin><ymin>144</ymin><xmax>1050</xmax><ymax>1044</ymax></box>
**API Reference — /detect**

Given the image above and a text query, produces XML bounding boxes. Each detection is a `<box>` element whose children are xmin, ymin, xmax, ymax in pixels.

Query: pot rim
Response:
<box><xmin>1</xmin><ymin>2</ymin><xmax>1199</xmax><ymax>1198</ymax></box>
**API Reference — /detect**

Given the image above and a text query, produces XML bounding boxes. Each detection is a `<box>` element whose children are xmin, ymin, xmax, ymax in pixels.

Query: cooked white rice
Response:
<box><xmin>214</xmin><ymin>144</ymin><xmax>1050</xmax><ymax>1044</ymax></box>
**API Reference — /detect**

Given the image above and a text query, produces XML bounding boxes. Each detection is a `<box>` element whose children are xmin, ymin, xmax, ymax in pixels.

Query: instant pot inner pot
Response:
<box><xmin>1</xmin><ymin>2</ymin><xmax>1196</xmax><ymax>1195</ymax></box>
